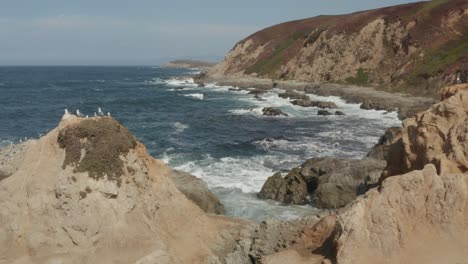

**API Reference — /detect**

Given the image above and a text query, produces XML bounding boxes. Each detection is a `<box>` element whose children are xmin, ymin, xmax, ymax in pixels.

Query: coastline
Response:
<box><xmin>195</xmin><ymin>73</ymin><xmax>436</xmax><ymax>120</ymax></box>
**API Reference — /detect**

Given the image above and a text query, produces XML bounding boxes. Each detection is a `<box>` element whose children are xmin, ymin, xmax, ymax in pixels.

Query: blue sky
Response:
<box><xmin>0</xmin><ymin>0</ymin><xmax>423</xmax><ymax>65</ymax></box>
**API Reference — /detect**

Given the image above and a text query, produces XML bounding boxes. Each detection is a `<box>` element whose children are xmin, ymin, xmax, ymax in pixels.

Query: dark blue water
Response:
<box><xmin>0</xmin><ymin>66</ymin><xmax>400</xmax><ymax>221</ymax></box>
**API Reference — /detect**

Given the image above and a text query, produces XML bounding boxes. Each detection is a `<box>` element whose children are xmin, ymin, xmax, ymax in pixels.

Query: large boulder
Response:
<box><xmin>258</xmin><ymin>158</ymin><xmax>386</xmax><ymax>209</ymax></box>
<box><xmin>169</xmin><ymin>170</ymin><xmax>224</xmax><ymax>214</ymax></box>
<box><xmin>262</xmin><ymin>107</ymin><xmax>288</xmax><ymax>117</ymax></box>
<box><xmin>257</xmin><ymin>170</ymin><xmax>309</xmax><ymax>205</ymax></box>
<box><xmin>382</xmin><ymin>84</ymin><xmax>468</xmax><ymax>180</ymax></box>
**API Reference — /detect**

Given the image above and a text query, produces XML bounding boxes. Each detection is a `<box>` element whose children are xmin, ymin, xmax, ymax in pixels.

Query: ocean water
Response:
<box><xmin>0</xmin><ymin>66</ymin><xmax>401</xmax><ymax>221</ymax></box>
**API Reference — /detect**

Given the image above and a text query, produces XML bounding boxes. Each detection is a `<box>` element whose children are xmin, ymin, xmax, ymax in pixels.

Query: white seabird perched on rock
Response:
<box><xmin>76</xmin><ymin>110</ymin><xmax>84</xmax><ymax>117</ymax></box>
<box><xmin>98</xmin><ymin>107</ymin><xmax>104</xmax><ymax>116</ymax></box>
<box><xmin>107</xmin><ymin>112</ymin><xmax>111</xmax><ymax>116</ymax></box>
<box><xmin>64</xmin><ymin>108</ymin><xmax>69</xmax><ymax>115</ymax></box>
<box><xmin>94</xmin><ymin>112</ymin><xmax>97</xmax><ymax>117</ymax></box>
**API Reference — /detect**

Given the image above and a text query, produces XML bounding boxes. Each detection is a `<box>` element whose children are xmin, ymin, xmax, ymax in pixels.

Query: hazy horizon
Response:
<box><xmin>1</xmin><ymin>0</ymin><xmax>423</xmax><ymax>66</ymax></box>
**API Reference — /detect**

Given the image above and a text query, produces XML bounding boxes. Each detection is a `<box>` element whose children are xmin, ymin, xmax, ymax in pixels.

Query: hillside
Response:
<box><xmin>208</xmin><ymin>0</ymin><xmax>468</xmax><ymax>97</ymax></box>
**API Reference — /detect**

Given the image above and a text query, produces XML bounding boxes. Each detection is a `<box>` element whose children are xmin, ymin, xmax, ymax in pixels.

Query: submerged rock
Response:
<box><xmin>317</xmin><ymin>110</ymin><xmax>333</xmax><ymax>116</ymax></box>
<box><xmin>335</xmin><ymin>111</ymin><xmax>345</xmax><ymax>115</ymax></box>
<box><xmin>262</xmin><ymin>107</ymin><xmax>288</xmax><ymax>116</ymax></box>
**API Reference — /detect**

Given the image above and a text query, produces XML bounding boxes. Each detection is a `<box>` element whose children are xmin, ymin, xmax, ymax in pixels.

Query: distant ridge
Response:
<box><xmin>162</xmin><ymin>60</ymin><xmax>217</xmax><ymax>69</ymax></box>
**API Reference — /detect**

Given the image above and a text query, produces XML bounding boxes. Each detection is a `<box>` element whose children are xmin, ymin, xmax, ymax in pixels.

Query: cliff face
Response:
<box><xmin>209</xmin><ymin>0</ymin><xmax>468</xmax><ymax>97</ymax></box>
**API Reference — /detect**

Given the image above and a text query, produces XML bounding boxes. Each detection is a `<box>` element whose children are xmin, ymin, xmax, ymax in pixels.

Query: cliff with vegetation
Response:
<box><xmin>208</xmin><ymin>0</ymin><xmax>468</xmax><ymax>97</ymax></box>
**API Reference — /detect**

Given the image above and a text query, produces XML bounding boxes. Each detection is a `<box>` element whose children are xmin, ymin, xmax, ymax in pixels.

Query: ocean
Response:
<box><xmin>0</xmin><ymin>66</ymin><xmax>400</xmax><ymax>221</ymax></box>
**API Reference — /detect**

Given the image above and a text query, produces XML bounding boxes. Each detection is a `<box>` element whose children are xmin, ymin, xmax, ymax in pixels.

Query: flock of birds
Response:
<box><xmin>64</xmin><ymin>107</ymin><xmax>110</xmax><ymax>118</ymax></box>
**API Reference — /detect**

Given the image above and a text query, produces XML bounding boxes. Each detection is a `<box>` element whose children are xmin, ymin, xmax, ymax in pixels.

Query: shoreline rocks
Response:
<box><xmin>194</xmin><ymin>74</ymin><xmax>435</xmax><ymax>120</ymax></box>
<box><xmin>258</xmin><ymin>158</ymin><xmax>386</xmax><ymax>209</ymax></box>
<box><xmin>291</xmin><ymin>99</ymin><xmax>338</xmax><ymax>109</ymax></box>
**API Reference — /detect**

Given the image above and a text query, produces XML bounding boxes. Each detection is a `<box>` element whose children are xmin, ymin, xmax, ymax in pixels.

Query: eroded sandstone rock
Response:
<box><xmin>383</xmin><ymin>84</ymin><xmax>468</xmax><ymax>179</ymax></box>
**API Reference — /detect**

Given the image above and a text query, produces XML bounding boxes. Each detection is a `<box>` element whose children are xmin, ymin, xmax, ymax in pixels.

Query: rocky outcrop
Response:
<box><xmin>382</xmin><ymin>84</ymin><xmax>468</xmax><ymax>180</ymax></box>
<box><xmin>291</xmin><ymin>100</ymin><xmax>337</xmax><ymax>109</ymax></box>
<box><xmin>209</xmin><ymin>0</ymin><xmax>468</xmax><ymax>98</ymax></box>
<box><xmin>262</xmin><ymin>107</ymin><xmax>288</xmax><ymax>117</ymax></box>
<box><xmin>258</xmin><ymin>158</ymin><xmax>386</xmax><ymax>208</ymax></box>
<box><xmin>0</xmin><ymin>115</ymin><xmax>246</xmax><ymax>264</ymax></box>
<box><xmin>334</xmin><ymin>164</ymin><xmax>468</xmax><ymax>263</ymax></box>
<box><xmin>169</xmin><ymin>170</ymin><xmax>224</xmax><ymax>214</ymax></box>
<box><xmin>366</xmin><ymin>126</ymin><xmax>401</xmax><ymax>160</ymax></box>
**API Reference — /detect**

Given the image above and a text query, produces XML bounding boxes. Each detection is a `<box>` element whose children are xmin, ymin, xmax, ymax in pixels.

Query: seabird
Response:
<box><xmin>76</xmin><ymin>109</ymin><xmax>84</xmax><ymax>117</ymax></box>
<box><xmin>86</xmin><ymin>115</ymin><xmax>89</xmax><ymax>118</ymax></box>
<box><xmin>64</xmin><ymin>108</ymin><xmax>69</xmax><ymax>115</ymax></box>
<box><xmin>98</xmin><ymin>107</ymin><xmax>104</xmax><ymax>116</ymax></box>
<box><xmin>107</xmin><ymin>112</ymin><xmax>111</xmax><ymax>116</ymax></box>
<box><xmin>94</xmin><ymin>112</ymin><xmax>97</xmax><ymax>117</ymax></box>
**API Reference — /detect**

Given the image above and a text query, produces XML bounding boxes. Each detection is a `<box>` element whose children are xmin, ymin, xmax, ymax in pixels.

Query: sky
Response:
<box><xmin>0</xmin><ymin>0</ymin><xmax>423</xmax><ymax>65</ymax></box>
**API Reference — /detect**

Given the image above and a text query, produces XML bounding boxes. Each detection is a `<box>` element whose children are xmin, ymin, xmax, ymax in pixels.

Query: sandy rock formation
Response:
<box><xmin>335</xmin><ymin>164</ymin><xmax>468</xmax><ymax>264</ymax></box>
<box><xmin>291</xmin><ymin>100</ymin><xmax>338</xmax><ymax>109</ymax></box>
<box><xmin>383</xmin><ymin>84</ymin><xmax>468</xmax><ymax>179</ymax></box>
<box><xmin>0</xmin><ymin>115</ymin><xmax>246</xmax><ymax>264</ymax></box>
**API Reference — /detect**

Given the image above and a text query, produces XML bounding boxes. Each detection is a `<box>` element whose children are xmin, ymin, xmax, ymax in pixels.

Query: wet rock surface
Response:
<box><xmin>258</xmin><ymin>157</ymin><xmax>386</xmax><ymax>209</ymax></box>
<box><xmin>262</xmin><ymin>107</ymin><xmax>288</xmax><ymax>117</ymax></box>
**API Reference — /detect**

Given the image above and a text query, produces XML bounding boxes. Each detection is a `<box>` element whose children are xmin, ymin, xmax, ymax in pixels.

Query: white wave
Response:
<box><xmin>173</xmin><ymin>155</ymin><xmax>278</xmax><ymax>193</ymax></box>
<box><xmin>165</xmin><ymin>78</ymin><xmax>198</xmax><ymax>87</ymax></box>
<box><xmin>172</xmin><ymin>122</ymin><xmax>189</xmax><ymax>133</ymax></box>
<box><xmin>229</xmin><ymin>107</ymin><xmax>263</xmax><ymax>116</ymax></box>
<box><xmin>183</xmin><ymin>93</ymin><xmax>204</xmax><ymax>100</ymax></box>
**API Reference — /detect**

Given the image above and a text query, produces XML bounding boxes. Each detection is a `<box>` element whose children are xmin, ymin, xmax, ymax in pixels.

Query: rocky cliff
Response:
<box><xmin>209</xmin><ymin>0</ymin><xmax>468</xmax><ymax>97</ymax></box>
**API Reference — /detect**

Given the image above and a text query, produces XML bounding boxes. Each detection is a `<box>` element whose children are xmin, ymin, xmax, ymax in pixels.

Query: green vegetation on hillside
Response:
<box><xmin>345</xmin><ymin>68</ymin><xmax>369</xmax><ymax>86</ymax></box>
<box><xmin>245</xmin><ymin>30</ymin><xmax>310</xmax><ymax>76</ymax></box>
<box><xmin>407</xmin><ymin>36</ymin><xmax>468</xmax><ymax>85</ymax></box>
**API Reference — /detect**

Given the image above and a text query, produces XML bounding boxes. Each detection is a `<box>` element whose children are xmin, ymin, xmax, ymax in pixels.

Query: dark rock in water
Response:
<box><xmin>317</xmin><ymin>110</ymin><xmax>332</xmax><ymax>116</ymax></box>
<box><xmin>291</xmin><ymin>99</ymin><xmax>337</xmax><ymax>109</ymax></box>
<box><xmin>248</xmin><ymin>88</ymin><xmax>269</xmax><ymax>95</ymax></box>
<box><xmin>169</xmin><ymin>170</ymin><xmax>225</xmax><ymax>214</ymax></box>
<box><xmin>278</xmin><ymin>91</ymin><xmax>310</xmax><ymax>100</ymax></box>
<box><xmin>335</xmin><ymin>111</ymin><xmax>345</xmax><ymax>115</ymax></box>
<box><xmin>254</xmin><ymin>95</ymin><xmax>266</xmax><ymax>101</ymax></box>
<box><xmin>258</xmin><ymin>157</ymin><xmax>386</xmax><ymax>209</ymax></box>
<box><xmin>198</xmin><ymin>83</ymin><xmax>205</xmax><ymax>88</ymax></box>
<box><xmin>228</xmin><ymin>87</ymin><xmax>239</xmax><ymax>91</ymax></box>
<box><xmin>257</xmin><ymin>169</ymin><xmax>309</xmax><ymax>205</ymax></box>
<box><xmin>262</xmin><ymin>107</ymin><xmax>288</xmax><ymax>116</ymax></box>
<box><xmin>366</xmin><ymin>127</ymin><xmax>402</xmax><ymax>161</ymax></box>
